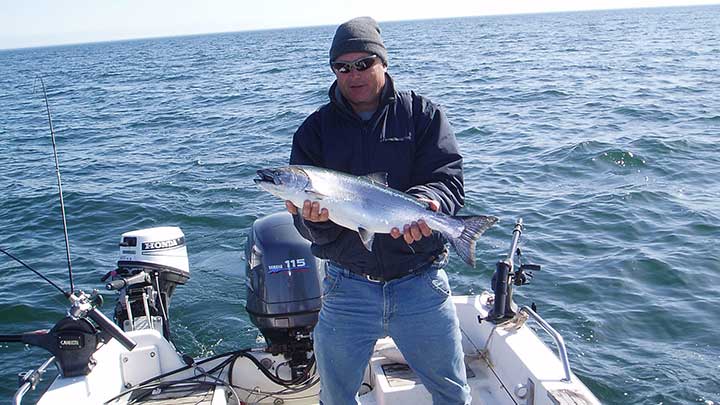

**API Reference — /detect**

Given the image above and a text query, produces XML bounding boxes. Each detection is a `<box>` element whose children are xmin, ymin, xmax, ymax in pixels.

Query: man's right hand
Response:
<box><xmin>286</xmin><ymin>200</ymin><xmax>330</xmax><ymax>223</ymax></box>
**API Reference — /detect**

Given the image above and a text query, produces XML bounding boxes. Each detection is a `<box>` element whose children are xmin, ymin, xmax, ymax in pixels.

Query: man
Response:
<box><xmin>286</xmin><ymin>16</ymin><xmax>471</xmax><ymax>404</ymax></box>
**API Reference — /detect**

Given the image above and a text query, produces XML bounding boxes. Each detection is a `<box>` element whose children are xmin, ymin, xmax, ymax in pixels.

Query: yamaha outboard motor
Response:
<box><xmin>105</xmin><ymin>226</ymin><xmax>190</xmax><ymax>340</ymax></box>
<box><xmin>245</xmin><ymin>212</ymin><xmax>323</xmax><ymax>376</ymax></box>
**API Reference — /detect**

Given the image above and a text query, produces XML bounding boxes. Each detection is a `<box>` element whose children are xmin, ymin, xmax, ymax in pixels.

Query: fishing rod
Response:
<box><xmin>0</xmin><ymin>79</ymin><xmax>137</xmax><ymax>355</ymax></box>
<box><xmin>0</xmin><ymin>78</ymin><xmax>73</xmax><ymax>298</ymax></box>
<box><xmin>39</xmin><ymin>76</ymin><xmax>76</xmax><ymax>294</ymax></box>
<box><xmin>0</xmin><ymin>246</ymin><xmax>68</xmax><ymax>297</ymax></box>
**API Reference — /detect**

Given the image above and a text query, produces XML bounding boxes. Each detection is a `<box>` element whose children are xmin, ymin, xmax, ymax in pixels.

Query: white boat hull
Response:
<box><xmin>27</xmin><ymin>293</ymin><xmax>598</xmax><ymax>405</ymax></box>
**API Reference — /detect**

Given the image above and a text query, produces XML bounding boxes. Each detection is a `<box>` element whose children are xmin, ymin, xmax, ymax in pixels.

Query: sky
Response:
<box><xmin>1</xmin><ymin>0</ymin><xmax>718</xmax><ymax>50</ymax></box>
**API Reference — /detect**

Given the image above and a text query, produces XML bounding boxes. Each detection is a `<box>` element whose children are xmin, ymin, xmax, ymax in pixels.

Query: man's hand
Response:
<box><xmin>390</xmin><ymin>198</ymin><xmax>439</xmax><ymax>244</ymax></box>
<box><xmin>285</xmin><ymin>200</ymin><xmax>330</xmax><ymax>223</ymax></box>
<box><xmin>390</xmin><ymin>221</ymin><xmax>432</xmax><ymax>244</ymax></box>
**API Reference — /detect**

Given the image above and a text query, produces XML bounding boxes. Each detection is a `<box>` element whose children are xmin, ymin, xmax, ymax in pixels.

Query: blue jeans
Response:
<box><xmin>313</xmin><ymin>262</ymin><xmax>471</xmax><ymax>405</ymax></box>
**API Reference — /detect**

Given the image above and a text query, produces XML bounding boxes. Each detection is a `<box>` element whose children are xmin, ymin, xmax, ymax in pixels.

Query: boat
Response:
<box><xmin>4</xmin><ymin>212</ymin><xmax>601</xmax><ymax>405</ymax></box>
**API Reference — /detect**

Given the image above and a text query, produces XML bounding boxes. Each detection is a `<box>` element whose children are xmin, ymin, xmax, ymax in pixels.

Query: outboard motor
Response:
<box><xmin>105</xmin><ymin>226</ymin><xmax>190</xmax><ymax>340</ymax></box>
<box><xmin>245</xmin><ymin>212</ymin><xmax>323</xmax><ymax>376</ymax></box>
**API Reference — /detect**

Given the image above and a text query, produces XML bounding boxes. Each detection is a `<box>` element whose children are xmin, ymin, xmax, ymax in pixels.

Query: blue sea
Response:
<box><xmin>1</xmin><ymin>5</ymin><xmax>719</xmax><ymax>404</ymax></box>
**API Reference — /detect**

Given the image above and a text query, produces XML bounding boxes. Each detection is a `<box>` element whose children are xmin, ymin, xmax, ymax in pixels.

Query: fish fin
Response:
<box><xmin>304</xmin><ymin>188</ymin><xmax>326</xmax><ymax>200</ymax></box>
<box><xmin>357</xmin><ymin>227</ymin><xmax>375</xmax><ymax>251</ymax></box>
<box><xmin>448</xmin><ymin>215</ymin><xmax>499</xmax><ymax>268</ymax></box>
<box><xmin>364</xmin><ymin>172</ymin><xmax>389</xmax><ymax>186</ymax></box>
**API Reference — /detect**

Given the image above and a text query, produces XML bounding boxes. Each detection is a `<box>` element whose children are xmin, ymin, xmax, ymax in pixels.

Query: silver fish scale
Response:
<box><xmin>302</xmin><ymin>167</ymin><xmax>463</xmax><ymax>238</ymax></box>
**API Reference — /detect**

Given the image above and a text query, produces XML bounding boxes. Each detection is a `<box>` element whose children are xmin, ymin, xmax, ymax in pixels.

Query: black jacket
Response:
<box><xmin>289</xmin><ymin>74</ymin><xmax>464</xmax><ymax>279</ymax></box>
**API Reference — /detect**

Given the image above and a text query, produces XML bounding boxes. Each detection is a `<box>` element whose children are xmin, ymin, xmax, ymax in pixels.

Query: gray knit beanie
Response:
<box><xmin>329</xmin><ymin>17</ymin><xmax>388</xmax><ymax>65</ymax></box>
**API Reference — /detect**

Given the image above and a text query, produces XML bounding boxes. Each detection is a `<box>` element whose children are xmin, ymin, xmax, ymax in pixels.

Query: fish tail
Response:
<box><xmin>449</xmin><ymin>215</ymin><xmax>498</xmax><ymax>268</ymax></box>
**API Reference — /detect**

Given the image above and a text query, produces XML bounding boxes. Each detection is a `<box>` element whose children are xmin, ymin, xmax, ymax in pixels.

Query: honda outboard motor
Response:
<box><xmin>105</xmin><ymin>226</ymin><xmax>190</xmax><ymax>340</ymax></box>
<box><xmin>245</xmin><ymin>212</ymin><xmax>323</xmax><ymax>376</ymax></box>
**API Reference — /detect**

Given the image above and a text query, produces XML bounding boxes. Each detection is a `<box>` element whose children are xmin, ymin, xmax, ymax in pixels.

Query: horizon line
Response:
<box><xmin>2</xmin><ymin>3</ymin><xmax>717</xmax><ymax>52</ymax></box>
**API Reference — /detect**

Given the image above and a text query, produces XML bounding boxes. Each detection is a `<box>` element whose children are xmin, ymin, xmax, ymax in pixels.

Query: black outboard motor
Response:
<box><xmin>245</xmin><ymin>212</ymin><xmax>323</xmax><ymax>373</ymax></box>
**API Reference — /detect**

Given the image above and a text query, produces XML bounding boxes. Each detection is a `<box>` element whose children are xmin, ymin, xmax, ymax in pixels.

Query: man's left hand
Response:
<box><xmin>390</xmin><ymin>198</ymin><xmax>439</xmax><ymax>244</ymax></box>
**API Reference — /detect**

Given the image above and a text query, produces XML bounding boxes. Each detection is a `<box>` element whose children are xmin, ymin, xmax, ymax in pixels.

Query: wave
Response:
<box><xmin>512</xmin><ymin>89</ymin><xmax>571</xmax><ymax>102</ymax></box>
<box><xmin>457</xmin><ymin>126</ymin><xmax>493</xmax><ymax>137</ymax></box>
<box><xmin>258</xmin><ymin>67</ymin><xmax>284</xmax><ymax>74</ymax></box>
<box><xmin>684</xmin><ymin>115</ymin><xmax>720</xmax><ymax>123</ymax></box>
<box><xmin>611</xmin><ymin>106</ymin><xmax>679</xmax><ymax>121</ymax></box>
<box><xmin>592</xmin><ymin>149</ymin><xmax>647</xmax><ymax>169</ymax></box>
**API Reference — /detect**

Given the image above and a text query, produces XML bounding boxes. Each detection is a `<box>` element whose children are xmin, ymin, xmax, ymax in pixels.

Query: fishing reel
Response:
<box><xmin>0</xmin><ymin>290</ymin><xmax>137</xmax><ymax>377</ymax></box>
<box><xmin>486</xmin><ymin>218</ymin><xmax>542</xmax><ymax>323</ymax></box>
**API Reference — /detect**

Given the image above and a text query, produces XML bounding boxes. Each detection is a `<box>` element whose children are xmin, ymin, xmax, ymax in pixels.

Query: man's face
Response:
<box><xmin>332</xmin><ymin>52</ymin><xmax>387</xmax><ymax>113</ymax></box>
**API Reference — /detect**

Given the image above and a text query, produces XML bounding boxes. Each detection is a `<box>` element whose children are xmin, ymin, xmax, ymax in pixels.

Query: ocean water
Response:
<box><xmin>1</xmin><ymin>5</ymin><xmax>719</xmax><ymax>404</ymax></box>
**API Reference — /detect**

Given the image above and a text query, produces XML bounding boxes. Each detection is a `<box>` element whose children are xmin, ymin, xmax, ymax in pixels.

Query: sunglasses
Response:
<box><xmin>330</xmin><ymin>55</ymin><xmax>380</xmax><ymax>74</ymax></box>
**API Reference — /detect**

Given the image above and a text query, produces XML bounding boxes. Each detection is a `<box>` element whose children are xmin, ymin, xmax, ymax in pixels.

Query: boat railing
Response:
<box><xmin>520</xmin><ymin>306</ymin><xmax>572</xmax><ymax>382</ymax></box>
<box><xmin>13</xmin><ymin>356</ymin><xmax>55</xmax><ymax>405</ymax></box>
